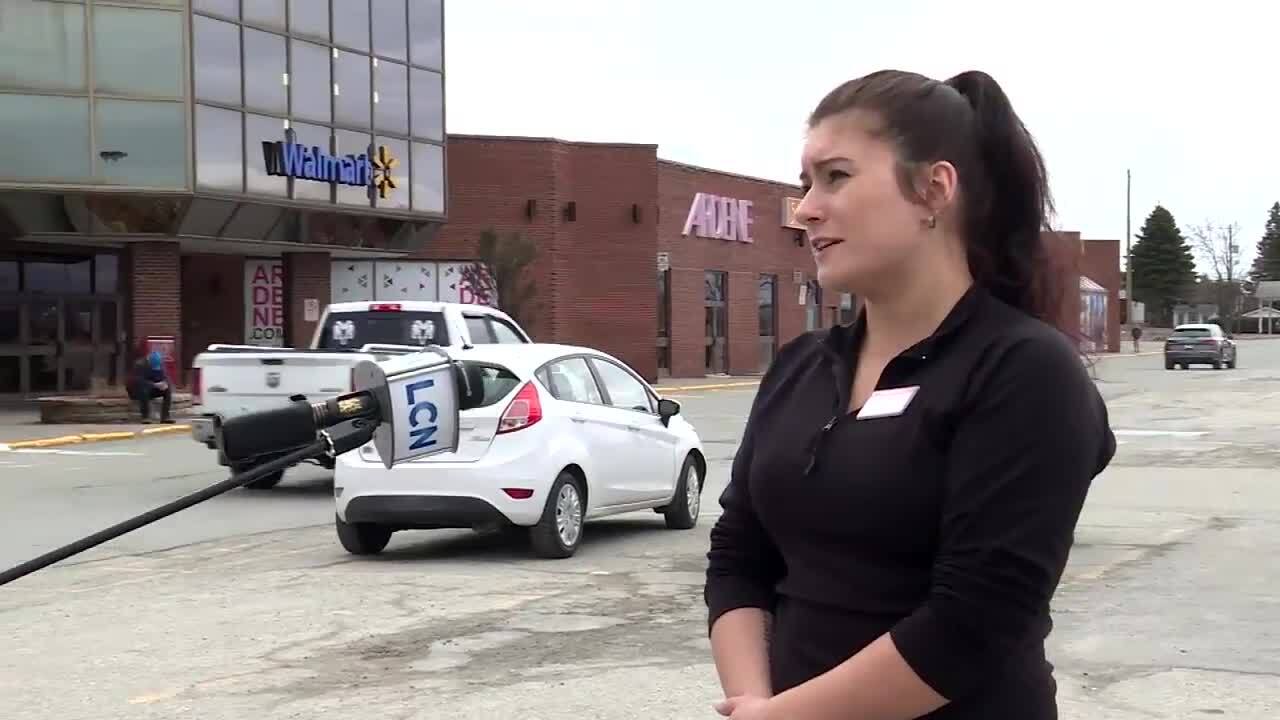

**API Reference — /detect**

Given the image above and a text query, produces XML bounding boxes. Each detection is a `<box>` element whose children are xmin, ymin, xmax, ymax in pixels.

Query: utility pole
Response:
<box><xmin>1125</xmin><ymin>169</ymin><xmax>1133</xmax><ymax>325</ymax></box>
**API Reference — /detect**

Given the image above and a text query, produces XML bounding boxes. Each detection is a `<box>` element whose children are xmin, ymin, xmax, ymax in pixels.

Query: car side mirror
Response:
<box><xmin>657</xmin><ymin>398</ymin><xmax>681</xmax><ymax>427</ymax></box>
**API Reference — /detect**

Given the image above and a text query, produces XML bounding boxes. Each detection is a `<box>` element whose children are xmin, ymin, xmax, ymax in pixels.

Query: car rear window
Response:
<box><xmin>318</xmin><ymin>310</ymin><xmax>450</xmax><ymax>350</ymax></box>
<box><xmin>459</xmin><ymin>362</ymin><xmax>522</xmax><ymax>408</ymax></box>
<box><xmin>1171</xmin><ymin>328</ymin><xmax>1212</xmax><ymax>339</ymax></box>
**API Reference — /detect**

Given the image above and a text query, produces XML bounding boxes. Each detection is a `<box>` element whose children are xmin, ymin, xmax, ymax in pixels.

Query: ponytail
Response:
<box><xmin>809</xmin><ymin>69</ymin><xmax>1074</xmax><ymax>338</ymax></box>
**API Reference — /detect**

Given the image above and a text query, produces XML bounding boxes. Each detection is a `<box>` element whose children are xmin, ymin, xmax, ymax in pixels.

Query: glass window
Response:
<box><xmin>373</xmin><ymin>136</ymin><xmax>409</xmax><ymax>210</ymax></box>
<box><xmin>543</xmin><ymin>358</ymin><xmax>603</xmax><ymax>405</ymax></box>
<box><xmin>246</xmin><ymin>113</ymin><xmax>288</xmax><ymax>196</ymax></box>
<box><xmin>592</xmin><ymin>359</ymin><xmax>654</xmax><ymax>412</ymax></box>
<box><xmin>373</xmin><ymin>60</ymin><xmax>408</xmax><ymax>135</ymax></box>
<box><xmin>0</xmin><ymin>0</ymin><xmax>86</xmax><ymax>92</ymax></box>
<box><xmin>408</xmin><ymin>0</ymin><xmax>443</xmax><ymax>69</ymax></box>
<box><xmin>242</xmin><ymin>0</ymin><xmax>285</xmax><ymax>29</ymax></box>
<box><xmin>491</xmin><ymin>319</ymin><xmax>527</xmax><ymax>343</ymax></box>
<box><xmin>0</xmin><ymin>262</ymin><xmax>18</xmax><ymax>293</ymax></box>
<box><xmin>289</xmin><ymin>121</ymin><xmax>333</xmax><ymax>202</ymax></box>
<box><xmin>195</xmin><ymin>104</ymin><xmax>244</xmax><ymax>192</ymax></box>
<box><xmin>288</xmin><ymin>0</ymin><xmax>328</xmax><ymax>41</ymax></box>
<box><xmin>410</xmin><ymin>142</ymin><xmax>444</xmax><ymax>213</ymax></box>
<box><xmin>334</xmin><ymin>129</ymin><xmax>373</xmax><ymax>206</ymax></box>
<box><xmin>243</xmin><ymin>28</ymin><xmax>287</xmax><ymax>113</ymax></box>
<box><xmin>193</xmin><ymin>15</ymin><xmax>242</xmax><ymax>105</ymax></box>
<box><xmin>24</xmin><ymin>257</ymin><xmax>92</xmax><ymax>294</ymax></box>
<box><xmin>194</xmin><ymin>0</ymin><xmax>239</xmax><ymax>18</ymax></box>
<box><xmin>94</xmin><ymin>100</ymin><xmax>186</xmax><ymax>188</ymax></box>
<box><xmin>457</xmin><ymin>363</ymin><xmax>521</xmax><ymax>408</ymax></box>
<box><xmin>332</xmin><ymin>0</ymin><xmax>370</xmax><ymax>52</ymax></box>
<box><xmin>371</xmin><ymin>0</ymin><xmax>408</xmax><ymax>61</ymax></box>
<box><xmin>465</xmin><ymin>316</ymin><xmax>493</xmax><ymax>343</ymax></box>
<box><xmin>334</xmin><ymin>50</ymin><xmax>371</xmax><ymax>128</ymax></box>
<box><xmin>289</xmin><ymin>39</ymin><xmax>331</xmax><ymax>123</ymax></box>
<box><xmin>92</xmin><ymin>6</ymin><xmax>183</xmax><ymax>97</ymax></box>
<box><xmin>705</xmin><ymin>270</ymin><xmax>727</xmax><ymax>302</ymax></box>
<box><xmin>0</xmin><ymin>94</ymin><xmax>90</xmax><ymax>182</ymax></box>
<box><xmin>758</xmin><ymin>274</ymin><xmax>776</xmax><ymax>336</ymax></box>
<box><xmin>410</xmin><ymin>68</ymin><xmax>443</xmax><ymax>140</ymax></box>
<box><xmin>95</xmin><ymin>255</ymin><xmax>119</xmax><ymax>295</ymax></box>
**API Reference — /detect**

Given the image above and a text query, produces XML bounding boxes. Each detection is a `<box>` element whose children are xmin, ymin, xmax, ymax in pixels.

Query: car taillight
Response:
<box><xmin>369</xmin><ymin>303</ymin><xmax>401</xmax><ymax>312</ymax></box>
<box><xmin>497</xmin><ymin>381</ymin><xmax>542</xmax><ymax>434</ymax></box>
<box><xmin>192</xmin><ymin>368</ymin><xmax>202</xmax><ymax>405</ymax></box>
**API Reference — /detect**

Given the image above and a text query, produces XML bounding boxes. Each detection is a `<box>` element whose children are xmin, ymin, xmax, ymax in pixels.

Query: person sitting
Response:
<box><xmin>129</xmin><ymin>351</ymin><xmax>173</xmax><ymax>424</ymax></box>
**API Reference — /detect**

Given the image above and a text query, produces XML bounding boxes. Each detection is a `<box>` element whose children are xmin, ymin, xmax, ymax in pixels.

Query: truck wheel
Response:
<box><xmin>335</xmin><ymin>515</ymin><xmax>392</xmax><ymax>555</ymax></box>
<box><xmin>244</xmin><ymin>470</ymin><xmax>284</xmax><ymax>490</ymax></box>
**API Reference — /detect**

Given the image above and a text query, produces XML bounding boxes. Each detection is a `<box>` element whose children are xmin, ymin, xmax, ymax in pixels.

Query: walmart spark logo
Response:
<box><xmin>372</xmin><ymin>145</ymin><xmax>398</xmax><ymax>200</ymax></box>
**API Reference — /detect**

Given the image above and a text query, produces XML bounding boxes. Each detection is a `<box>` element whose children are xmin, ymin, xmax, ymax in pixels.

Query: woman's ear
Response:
<box><xmin>921</xmin><ymin>160</ymin><xmax>959</xmax><ymax>216</ymax></box>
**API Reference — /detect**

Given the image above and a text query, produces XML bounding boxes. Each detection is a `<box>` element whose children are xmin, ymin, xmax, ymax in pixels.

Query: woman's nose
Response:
<box><xmin>794</xmin><ymin>190</ymin><xmax>824</xmax><ymax>228</ymax></box>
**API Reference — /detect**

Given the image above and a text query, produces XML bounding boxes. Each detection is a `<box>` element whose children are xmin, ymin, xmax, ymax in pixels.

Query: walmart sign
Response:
<box><xmin>261</xmin><ymin>130</ymin><xmax>398</xmax><ymax>198</ymax></box>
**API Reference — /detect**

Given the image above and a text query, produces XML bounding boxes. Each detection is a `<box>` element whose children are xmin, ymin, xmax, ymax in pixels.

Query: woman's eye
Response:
<box><xmin>827</xmin><ymin>170</ymin><xmax>849</xmax><ymax>183</ymax></box>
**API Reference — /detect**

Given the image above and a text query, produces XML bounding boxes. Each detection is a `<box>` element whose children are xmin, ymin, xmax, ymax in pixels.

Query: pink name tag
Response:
<box><xmin>856</xmin><ymin>386</ymin><xmax>920</xmax><ymax>420</ymax></box>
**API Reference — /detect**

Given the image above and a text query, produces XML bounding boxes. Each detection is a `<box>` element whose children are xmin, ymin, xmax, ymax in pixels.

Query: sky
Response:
<box><xmin>441</xmin><ymin>0</ymin><xmax>1280</xmax><ymax>276</ymax></box>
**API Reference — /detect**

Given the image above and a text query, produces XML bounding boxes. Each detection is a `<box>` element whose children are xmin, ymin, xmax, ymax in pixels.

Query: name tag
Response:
<box><xmin>856</xmin><ymin>386</ymin><xmax>919</xmax><ymax>420</ymax></box>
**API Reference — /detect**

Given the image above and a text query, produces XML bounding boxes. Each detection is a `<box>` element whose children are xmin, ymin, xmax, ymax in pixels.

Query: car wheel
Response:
<box><xmin>529</xmin><ymin>471</ymin><xmax>585</xmax><ymax>559</ymax></box>
<box><xmin>1213</xmin><ymin>358</ymin><xmax>1223</xmax><ymax>370</ymax></box>
<box><xmin>237</xmin><ymin>465</ymin><xmax>284</xmax><ymax>490</ymax></box>
<box><xmin>1165</xmin><ymin>359</ymin><xmax>1174</xmax><ymax>370</ymax></box>
<box><xmin>335</xmin><ymin>514</ymin><xmax>392</xmax><ymax>555</ymax></box>
<box><xmin>662</xmin><ymin>454</ymin><xmax>703</xmax><ymax>530</ymax></box>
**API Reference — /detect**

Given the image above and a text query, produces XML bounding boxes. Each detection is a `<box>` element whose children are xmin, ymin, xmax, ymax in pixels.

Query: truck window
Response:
<box><xmin>490</xmin><ymin>318</ymin><xmax>527</xmax><ymax>343</ymax></box>
<box><xmin>318</xmin><ymin>310</ymin><xmax>450</xmax><ymax>350</ymax></box>
<box><xmin>464</xmin><ymin>314</ymin><xmax>528</xmax><ymax>344</ymax></box>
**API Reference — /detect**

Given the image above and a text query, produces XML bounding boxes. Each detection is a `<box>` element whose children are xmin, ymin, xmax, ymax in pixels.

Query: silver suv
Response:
<box><xmin>1164</xmin><ymin>323</ymin><xmax>1237</xmax><ymax>370</ymax></box>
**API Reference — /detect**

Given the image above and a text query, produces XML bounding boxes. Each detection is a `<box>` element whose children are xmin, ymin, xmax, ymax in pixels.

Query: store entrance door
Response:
<box><xmin>805</xmin><ymin>280</ymin><xmax>823</xmax><ymax>332</ymax></box>
<box><xmin>705</xmin><ymin>270</ymin><xmax>728</xmax><ymax>375</ymax></box>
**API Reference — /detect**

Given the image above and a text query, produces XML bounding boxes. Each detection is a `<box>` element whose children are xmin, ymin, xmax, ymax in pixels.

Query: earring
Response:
<box><xmin>925</xmin><ymin>215</ymin><xmax>937</xmax><ymax>229</ymax></box>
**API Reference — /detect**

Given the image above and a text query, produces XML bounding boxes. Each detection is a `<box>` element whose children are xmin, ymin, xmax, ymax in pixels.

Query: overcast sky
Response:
<box><xmin>442</xmin><ymin>0</ymin><xmax>1279</xmax><ymax>274</ymax></box>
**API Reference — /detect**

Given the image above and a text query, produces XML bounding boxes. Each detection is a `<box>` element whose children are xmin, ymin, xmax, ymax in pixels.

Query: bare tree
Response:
<box><xmin>1188</xmin><ymin>220</ymin><xmax>1244</xmax><ymax>322</ymax></box>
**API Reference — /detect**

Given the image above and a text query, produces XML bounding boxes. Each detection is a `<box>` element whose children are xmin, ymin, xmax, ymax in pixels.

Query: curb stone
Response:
<box><xmin>1</xmin><ymin>424</ymin><xmax>191</xmax><ymax>451</ymax></box>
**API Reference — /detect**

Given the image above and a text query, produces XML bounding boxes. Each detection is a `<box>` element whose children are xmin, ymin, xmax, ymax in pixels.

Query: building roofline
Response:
<box><xmin>445</xmin><ymin>133</ymin><xmax>658</xmax><ymax>151</ymax></box>
<box><xmin>658</xmin><ymin>158</ymin><xmax>801</xmax><ymax>193</ymax></box>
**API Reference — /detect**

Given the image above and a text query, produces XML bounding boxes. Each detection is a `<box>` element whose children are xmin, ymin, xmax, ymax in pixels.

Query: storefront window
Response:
<box><xmin>333</xmin><ymin>0</ymin><xmax>371</xmax><ymax>52</ymax></box>
<box><xmin>95</xmin><ymin>255</ymin><xmax>120</xmax><ymax>296</ymax></box>
<box><xmin>410</xmin><ymin>68</ymin><xmax>444</xmax><ymax>140</ymax></box>
<box><xmin>196</xmin><ymin>104</ymin><xmax>245</xmax><ymax>191</ymax></box>
<box><xmin>24</xmin><ymin>257</ymin><xmax>92</xmax><ymax>295</ymax></box>
<box><xmin>410</xmin><ymin>142</ymin><xmax>444</xmax><ymax>213</ymax></box>
<box><xmin>194</xmin><ymin>14</ymin><xmax>242</xmax><ymax>106</ymax></box>
<box><xmin>372</xmin><ymin>0</ymin><xmax>409</xmax><ymax>62</ymax></box>
<box><xmin>288</xmin><ymin>0</ymin><xmax>329</xmax><ymax>41</ymax></box>
<box><xmin>0</xmin><ymin>0</ymin><xmax>86</xmax><ymax>93</ymax></box>
<box><xmin>374</xmin><ymin>136</ymin><xmax>410</xmax><ymax>210</ymax></box>
<box><xmin>244</xmin><ymin>29</ymin><xmax>287</xmax><ymax>113</ymax></box>
<box><xmin>195</xmin><ymin>0</ymin><xmax>239</xmax><ymax>19</ymax></box>
<box><xmin>0</xmin><ymin>94</ymin><xmax>91</xmax><ymax>182</ymax></box>
<box><xmin>374</xmin><ymin>60</ymin><xmax>409</xmax><ymax>135</ymax></box>
<box><xmin>408</xmin><ymin>0</ymin><xmax>444</xmax><ymax>70</ymax></box>
<box><xmin>290</xmin><ymin>39</ymin><xmax>332</xmax><ymax>123</ymax></box>
<box><xmin>334</xmin><ymin>50</ymin><xmax>372</xmax><ymax>128</ymax></box>
<box><xmin>94</xmin><ymin>99</ymin><xmax>187</xmax><ymax>188</ymax></box>
<box><xmin>290</xmin><ymin>122</ymin><xmax>334</xmax><ymax>202</ymax></box>
<box><xmin>92</xmin><ymin>6</ymin><xmax>184</xmax><ymax>98</ymax></box>
<box><xmin>334</xmin><ymin>129</ymin><xmax>374</xmax><ymax>207</ymax></box>
<box><xmin>242</xmin><ymin>0</ymin><xmax>285</xmax><ymax>30</ymax></box>
<box><xmin>245</xmin><ymin>113</ymin><xmax>288</xmax><ymax>196</ymax></box>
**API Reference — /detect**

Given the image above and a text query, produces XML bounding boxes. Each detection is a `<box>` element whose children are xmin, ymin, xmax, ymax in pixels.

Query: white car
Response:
<box><xmin>333</xmin><ymin>343</ymin><xmax>706</xmax><ymax>558</ymax></box>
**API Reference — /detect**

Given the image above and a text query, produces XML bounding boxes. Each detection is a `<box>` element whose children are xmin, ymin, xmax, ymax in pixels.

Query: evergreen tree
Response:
<box><xmin>1130</xmin><ymin>205</ymin><xmax>1196</xmax><ymax>325</ymax></box>
<box><xmin>1248</xmin><ymin>202</ymin><xmax>1280</xmax><ymax>283</ymax></box>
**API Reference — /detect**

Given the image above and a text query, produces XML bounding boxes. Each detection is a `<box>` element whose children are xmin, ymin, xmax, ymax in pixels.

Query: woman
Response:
<box><xmin>705</xmin><ymin>69</ymin><xmax>1115</xmax><ymax>719</ymax></box>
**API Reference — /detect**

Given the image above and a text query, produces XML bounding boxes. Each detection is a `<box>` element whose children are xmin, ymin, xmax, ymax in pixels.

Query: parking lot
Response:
<box><xmin>2</xmin><ymin>344</ymin><xmax>1279</xmax><ymax>719</ymax></box>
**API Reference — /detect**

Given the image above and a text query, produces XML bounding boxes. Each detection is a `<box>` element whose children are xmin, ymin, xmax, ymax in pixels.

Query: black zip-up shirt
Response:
<box><xmin>705</xmin><ymin>286</ymin><xmax>1115</xmax><ymax>718</ymax></box>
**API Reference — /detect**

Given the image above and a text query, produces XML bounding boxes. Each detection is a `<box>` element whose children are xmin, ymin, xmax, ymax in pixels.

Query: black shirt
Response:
<box><xmin>704</xmin><ymin>286</ymin><xmax>1115</xmax><ymax>719</ymax></box>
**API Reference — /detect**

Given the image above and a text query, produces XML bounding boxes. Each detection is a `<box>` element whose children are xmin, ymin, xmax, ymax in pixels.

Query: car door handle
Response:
<box><xmin>571</xmin><ymin>416</ymin><xmax>587</xmax><ymax>424</ymax></box>
<box><xmin>627</xmin><ymin>425</ymin><xmax>640</xmax><ymax>432</ymax></box>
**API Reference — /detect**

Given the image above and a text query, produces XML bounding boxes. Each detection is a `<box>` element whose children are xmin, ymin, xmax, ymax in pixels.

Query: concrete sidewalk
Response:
<box><xmin>0</xmin><ymin>407</ymin><xmax>192</xmax><ymax>449</ymax></box>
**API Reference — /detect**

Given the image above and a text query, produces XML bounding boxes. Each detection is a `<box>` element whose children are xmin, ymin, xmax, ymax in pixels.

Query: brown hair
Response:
<box><xmin>809</xmin><ymin>69</ymin><xmax>1074</xmax><ymax>337</ymax></box>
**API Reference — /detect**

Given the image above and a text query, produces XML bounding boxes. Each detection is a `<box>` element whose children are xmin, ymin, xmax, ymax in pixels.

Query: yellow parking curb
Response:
<box><xmin>1</xmin><ymin>424</ymin><xmax>191</xmax><ymax>450</ymax></box>
<box><xmin>661</xmin><ymin>380</ymin><xmax>761</xmax><ymax>392</ymax></box>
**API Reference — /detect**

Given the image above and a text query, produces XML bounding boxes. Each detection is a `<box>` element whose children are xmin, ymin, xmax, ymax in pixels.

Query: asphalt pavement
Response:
<box><xmin>1</xmin><ymin>342</ymin><xmax>1278</xmax><ymax>719</ymax></box>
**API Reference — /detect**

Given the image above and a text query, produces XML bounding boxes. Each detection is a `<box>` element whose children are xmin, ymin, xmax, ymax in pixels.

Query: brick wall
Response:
<box><xmin>125</xmin><ymin>241</ymin><xmax>181</xmax><ymax>377</ymax></box>
<box><xmin>180</xmin><ymin>253</ymin><xmax>245</xmax><ymax>376</ymax></box>
<box><xmin>1082</xmin><ymin>238</ymin><xmax>1122</xmax><ymax>352</ymax></box>
<box><xmin>283</xmin><ymin>252</ymin><xmax>330</xmax><ymax>347</ymax></box>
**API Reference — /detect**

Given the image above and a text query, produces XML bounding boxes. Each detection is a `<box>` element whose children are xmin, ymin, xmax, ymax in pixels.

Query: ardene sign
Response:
<box><xmin>682</xmin><ymin>192</ymin><xmax>754</xmax><ymax>243</ymax></box>
<box><xmin>261</xmin><ymin>130</ymin><xmax>399</xmax><ymax>199</ymax></box>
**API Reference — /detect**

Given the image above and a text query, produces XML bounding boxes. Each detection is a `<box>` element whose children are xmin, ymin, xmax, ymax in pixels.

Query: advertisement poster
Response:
<box><xmin>245</xmin><ymin>259</ymin><xmax>285</xmax><ymax>347</ymax></box>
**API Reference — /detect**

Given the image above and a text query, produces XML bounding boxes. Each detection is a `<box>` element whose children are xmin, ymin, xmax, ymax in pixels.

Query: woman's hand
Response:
<box><xmin>714</xmin><ymin>694</ymin><xmax>775</xmax><ymax>719</ymax></box>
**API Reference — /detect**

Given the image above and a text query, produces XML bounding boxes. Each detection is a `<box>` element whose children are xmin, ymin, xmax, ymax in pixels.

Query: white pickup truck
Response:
<box><xmin>190</xmin><ymin>300</ymin><xmax>532</xmax><ymax>489</ymax></box>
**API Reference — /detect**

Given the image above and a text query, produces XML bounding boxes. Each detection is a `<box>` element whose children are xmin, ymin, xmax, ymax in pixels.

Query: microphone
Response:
<box><xmin>217</xmin><ymin>345</ymin><xmax>463</xmax><ymax>469</ymax></box>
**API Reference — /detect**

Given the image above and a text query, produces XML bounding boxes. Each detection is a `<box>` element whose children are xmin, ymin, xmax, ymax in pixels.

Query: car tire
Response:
<box><xmin>1228</xmin><ymin>356</ymin><xmax>1237</xmax><ymax>369</ymax></box>
<box><xmin>1165</xmin><ymin>359</ymin><xmax>1174</xmax><ymax>370</ymax></box>
<box><xmin>1213</xmin><ymin>358</ymin><xmax>1223</xmax><ymax>370</ymax></box>
<box><xmin>238</xmin><ymin>466</ymin><xmax>284</xmax><ymax>490</ymax></box>
<box><xmin>529</xmin><ymin>471</ymin><xmax>585</xmax><ymax>559</ymax></box>
<box><xmin>662</xmin><ymin>454</ymin><xmax>703</xmax><ymax>530</ymax></box>
<box><xmin>335</xmin><ymin>514</ymin><xmax>392</xmax><ymax>555</ymax></box>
